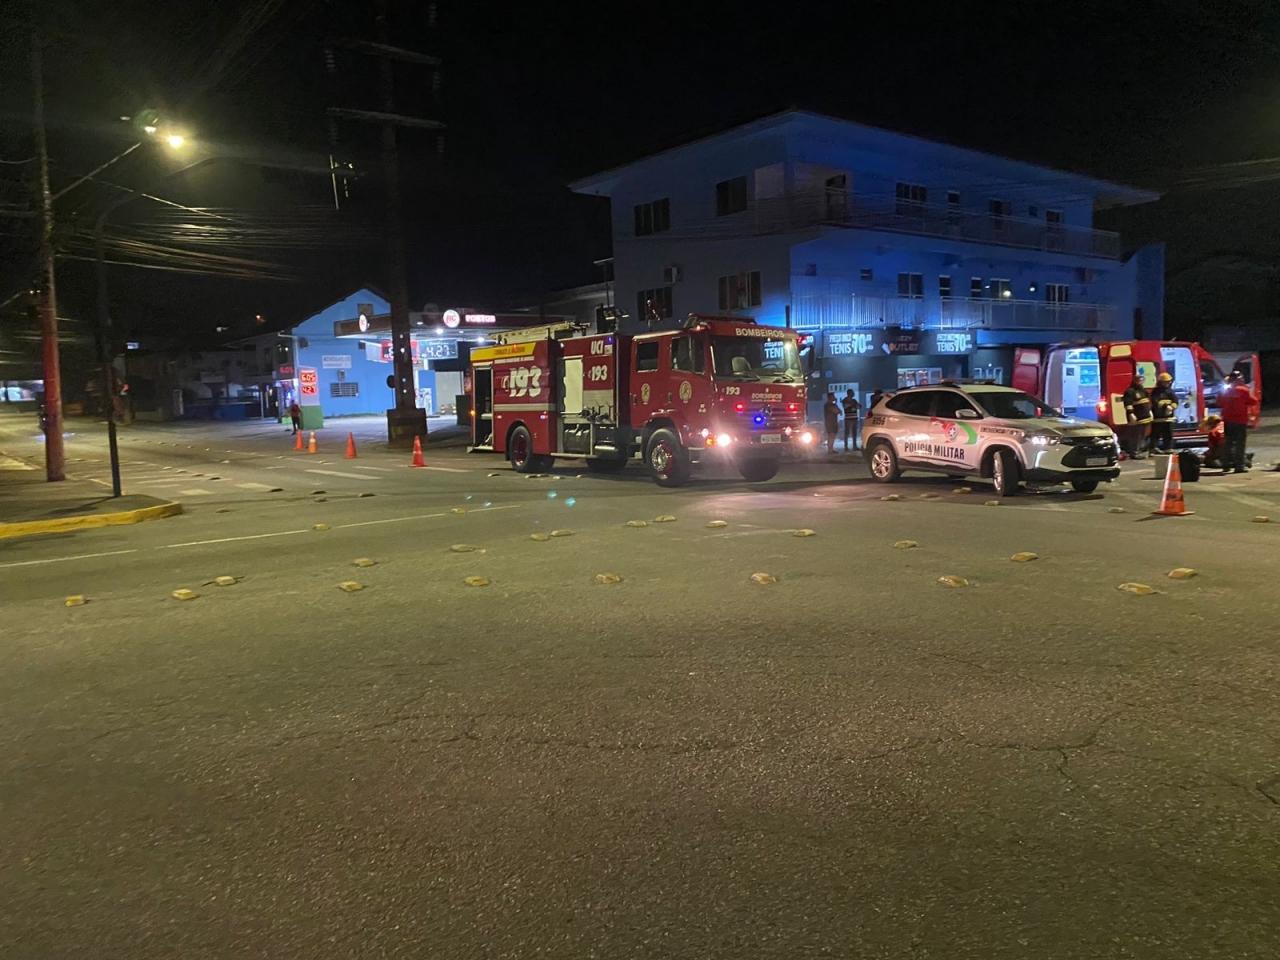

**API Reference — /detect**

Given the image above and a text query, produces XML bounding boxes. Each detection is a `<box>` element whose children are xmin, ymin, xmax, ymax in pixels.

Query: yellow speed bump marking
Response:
<box><xmin>336</xmin><ymin>581</ymin><xmax>365</xmax><ymax>592</ymax></box>
<box><xmin>1010</xmin><ymin>552</ymin><xmax>1039</xmax><ymax>563</ymax></box>
<box><xmin>64</xmin><ymin>595</ymin><xmax>87</xmax><ymax>607</ymax></box>
<box><xmin>487</xmin><ymin>472</ymin><xmax>502</xmax><ymax>477</ymax></box>
<box><xmin>352</xmin><ymin>558</ymin><xmax>377</xmax><ymax>567</ymax></box>
<box><xmin>213</xmin><ymin>576</ymin><xmax>239</xmax><ymax>587</ymax></box>
<box><xmin>625</xmin><ymin>520</ymin><xmax>649</xmax><ymax>528</ymax></box>
<box><xmin>918</xmin><ymin>493</ymin><xmax>941</xmax><ymax>500</ymax></box>
<box><xmin>594</xmin><ymin>572</ymin><xmax>623</xmax><ymax>585</ymax></box>
<box><xmin>1253</xmin><ymin>516</ymin><xmax>1271</xmax><ymax>523</ymax></box>
<box><xmin>705</xmin><ymin>520</ymin><xmax>729</xmax><ymax>528</ymax></box>
<box><xmin>653</xmin><ymin>515</ymin><xmax>677</xmax><ymax>523</ymax></box>
<box><xmin>312</xmin><ymin>523</ymin><xmax>330</xmax><ymax>531</ymax></box>
<box><xmin>953</xmin><ymin>487</ymin><xmax>972</xmax><ymax>494</ymax></box>
<box><xmin>792</xmin><ymin>528</ymin><xmax>816</xmax><ymax>538</ymax></box>
<box><xmin>937</xmin><ymin>575</ymin><xmax>969</xmax><ymax>588</ymax></box>
<box><xmin>550</xmin><ymin>529</ymin><xmax>575</xmax><ymax>538</ymax></box>
<box><xmin>530</xmin><ymin>532</ymin><xmax>551</xmax><ymax>542</ymax></box>
<box><xmin>880</xmin><ymin>494</ymin><xmax>901</xmax><ymax>502</ymax></box>
<box><xmin>893</xmin><ymin>540</ymin><xmax>918</xmax><ymax>550</ymax></box>
<box><xmin>1108</xmin><ymin>507</ymin><xmax>1126</xmax><ymax>514</ymax></box>
<box><xmin>1167</xmin><ymin>567</ymin><xmax>1198</xmax><ymax>580</ymax></box>
<box><xmin>171</xmin><ymin>588</ymin><xmax>199</xmax><ymax>601</ymax></box>
<box><xmin>449</xmin><ymin>544</ymin><xmax>481</xmax><ymax>553</ymax></box>
<box><xmin>1117</xmin><ymin>582</ymin><xmax>1157</xmax><ymax>596</ymax></box>
<box><xmin>984</xmin><ymin>500</ymin><xmax>1001</xmax><ymax>507</ymax></box>
<box><xmin>450</xmin><ymin>507</ymin><xmax>467</xmax><ymax>515</ymax></box>
<box><xmin>463</xmin><ymin>576</ymin><xmax>491</xmax><ymax>588</ymax></box>
<box><xmin>749</xmin><ymin>572</ymin><xmax>777</xmax><ymax>584</ymax></box>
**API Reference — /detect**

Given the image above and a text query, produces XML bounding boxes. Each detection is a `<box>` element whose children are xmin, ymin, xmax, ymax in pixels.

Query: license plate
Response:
<box><xmin>1085</xmin><ymin>457</ymin><xmax>1108</xmax><ymax>467</ymax></box>
<box><xmin>760</xmin><ymin>434</ymin><xmax>782</xmax><ymax>444</ymax></box>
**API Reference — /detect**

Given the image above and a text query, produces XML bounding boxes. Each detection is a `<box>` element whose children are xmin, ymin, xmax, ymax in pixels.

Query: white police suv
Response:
<box><xmin>861</xmin><ymin>382</ymin><xmax>1120</xmax><ymax>496</ymax></box>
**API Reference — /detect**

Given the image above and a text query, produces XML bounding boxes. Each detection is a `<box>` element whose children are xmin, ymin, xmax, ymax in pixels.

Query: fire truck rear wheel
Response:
<box><xmin>737</xmin><ymin>457</ymin><xmax>779</xmax><ymax>483</ymax></box>
<box><xmin>645</xmin><ymin>429</ymin><xmax>691</xmax><ymax>487</ymax></box>
<box><xmin>508</xmin><ymin>425</ymin><xmax>552</xmax><ymax>474</ymax></box>
<box><xmin>585</xmin><ymin>457</ymin><xmax>626</xmax><ymax>473</ymax></box>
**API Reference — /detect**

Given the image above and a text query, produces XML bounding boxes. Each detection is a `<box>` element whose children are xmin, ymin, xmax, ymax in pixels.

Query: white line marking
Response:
<box><xmin>1224</xmin><ymin>493</ymin><xmax>1276</xmax><ymax>509</ymax></box>
<box><xmin>305</xmin><ymin>468</ymin><xmax>383</xmax><ymax>480</ymax></box>
<box><xmin>351</xmin><ymin>464</ymin><xmax>393</xmax><ymax>471</ymax></box>
<box><xmin>160</xmin><ymin>529</ymin><xmax>310</xmax><ymax>548</ymax></box>
<box><xmin>0</xmin><ymin>548</ymin><xmax>138</xmax><ymax>569</ymax></box>
<box><xmin>179</xmin><ymin>488</ymin><xmax>214</xmax><ymax>496</ymax></box>
<box><xmin>334</xmin><ymin>503</ymin><xmax>520</xmax><ymax>530</ymax></box>
<box><xmin>235</xmin><ymin>482</ymin><xmax>277</xmax><ymax>492</ymax></box>
<box><xmin>421</xmin><ymin>464</ymin><xmax>470</xmax><ymax>473</ymax></box>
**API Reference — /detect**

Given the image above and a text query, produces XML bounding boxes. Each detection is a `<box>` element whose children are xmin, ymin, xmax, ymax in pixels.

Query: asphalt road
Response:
<box><xmin>3</xmin><ymin>415</ymin><xmax>1280</xmax><ymax>958</ymax></box>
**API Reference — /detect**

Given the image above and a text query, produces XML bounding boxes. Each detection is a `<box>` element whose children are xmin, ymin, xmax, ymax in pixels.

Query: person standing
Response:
<box><xmin>868</xmin><ymin>388</ymin><xmax>885</xmax><ymax>413</ymax></box>
<box><xmin>841</xmin><ymin>389</ymin><xmax>861</xmax><ymax>451</ymax></box>
<box><xmin>1149</xmin><ymin>372</ymin><xmax>1177</xmax><ymax>453</ymax></box>
<box><xmin>823</xmin><ymin>392</ymin><xmax>840</xmax><ymax>453</ymax></box>
<box><xmin>1120</xmin><ymin>374</ymin><xmax>1153</xmax><ymax>459</ymax></box>
<box><xmin>288</xmin><ymin>400</ymin><xmax>302</xmax><ymax>435</ymax></box>
<box><xmin>1218</xmin><ymin>369</ymin><xmax>1252</xmax><ymax>473</ymax></box>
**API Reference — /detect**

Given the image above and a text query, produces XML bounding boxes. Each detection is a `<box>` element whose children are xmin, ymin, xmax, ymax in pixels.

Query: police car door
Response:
<box><xmin>928</xmin><ymin>390</ymin><xmax>984</xmax><ymax>472</ymax></box>
<box><xmin>882</xmin><ymin>389</ymin><xmax>938</xmax><ymax>466</ymax></box>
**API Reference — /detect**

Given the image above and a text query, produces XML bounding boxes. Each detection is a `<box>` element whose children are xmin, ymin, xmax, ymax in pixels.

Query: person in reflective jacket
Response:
<box><xmin>1149</xmin><ymin>372</ymin><xmax>1178</xmax><ymax>453</ymax></box>
<box><xmin>1218</xmin><ymin>370</ymin><xmax>1252</xmax><ymax>473</ymax></box>
<box><xmin>1120</xmin><ymin>375</ymin><xmax>1153</xmax><ymax>459</ymax></box>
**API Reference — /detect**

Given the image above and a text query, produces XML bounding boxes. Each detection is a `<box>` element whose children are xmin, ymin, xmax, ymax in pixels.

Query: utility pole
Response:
<box><xmin>31</xmin><ymin>26</ymin><xmax>64</xmax><ymax>482</ymax></box>
<box><xmin>327</xmin><ymin>0</ymin><xmax>443</xmax><ymax>445</ymax></box>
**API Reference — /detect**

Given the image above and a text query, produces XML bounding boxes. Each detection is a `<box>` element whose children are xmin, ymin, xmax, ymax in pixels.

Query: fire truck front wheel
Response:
<box><xmin>737</xmin><ymin>457</ymin><xmax>779</xmax><ymax>483</ymax></box>
<box><xmin>645</xmin><ymin>429</ymin><xmax>691</xmax><ymax>487</ymax></box>
<box><xmin>508</xmin><ymin>425</ymin><xmax>553</xmax><ymax>474</ymax></box>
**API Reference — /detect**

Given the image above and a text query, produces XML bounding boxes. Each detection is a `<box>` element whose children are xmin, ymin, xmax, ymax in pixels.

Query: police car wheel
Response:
<box><xmin>646</xmin><ymin>429</ymin><xmax>691</xmax><ymax>487</ymax></box>
<box><xmin>991</xmin><ymin>447</ymin><xmax>1021</xmax><ymax>497</ymax></box>
<box><xmin>868</xmin><ymin>442</ymin><xmax>900</xmax><ymax>483</ymax></box>
<box><xmin>1070</xmin><ymin>479</ymin><xmax>1099</xmax><ymax>494</ymax></box>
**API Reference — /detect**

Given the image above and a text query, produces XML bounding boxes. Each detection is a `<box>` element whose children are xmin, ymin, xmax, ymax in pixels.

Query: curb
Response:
<box><xmin>0</xmin><ymin>500</ymin><xmax>183</xmax><ymax>541</ymax></box>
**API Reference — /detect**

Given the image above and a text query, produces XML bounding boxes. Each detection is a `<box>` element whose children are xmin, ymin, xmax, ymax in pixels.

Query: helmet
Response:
<box><xmin>1228</xmin><ymin>369</ymin><xmax>1244</xmax><ymax>381</ymax></box>
<box><xmin>1157</xmin><ymin>372</ymin><xmax>1173</xmax><ymax>383</ymax></box>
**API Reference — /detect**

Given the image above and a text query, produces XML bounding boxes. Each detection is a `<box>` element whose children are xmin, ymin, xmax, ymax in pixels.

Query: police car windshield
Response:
<box><xmin>971</xmin><ymin>390</ymin><xmax>1061</xmax><ymax>420</ymax></box>
<box><xmin>710</xmin><ymin>336</ymin><xmax>802</xmax><ymax>381</ymax></box>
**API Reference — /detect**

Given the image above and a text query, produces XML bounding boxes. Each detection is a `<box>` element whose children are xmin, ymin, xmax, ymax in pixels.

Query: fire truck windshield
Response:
<box><xmin>710</xmin><ymin>336</ymin><xmax>802</xmax><ymax>382</ymax></box>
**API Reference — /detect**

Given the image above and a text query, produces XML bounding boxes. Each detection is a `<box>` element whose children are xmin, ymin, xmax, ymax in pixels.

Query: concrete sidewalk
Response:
<box><xmin>0</xmin><ymin>450</ymin><xmax>180</xmax><ymax>539</ymax></box>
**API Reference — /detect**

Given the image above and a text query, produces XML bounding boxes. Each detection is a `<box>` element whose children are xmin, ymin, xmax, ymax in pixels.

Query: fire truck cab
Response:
<box><xmin>468</xmin><ymin>315</ymin><xmax>812</xmax><ymax>486</ymax></box>
<box><xmin>1013</xmin><ymin>340</ymin><xmax>1262</xmax><ymax>444</ymax></box>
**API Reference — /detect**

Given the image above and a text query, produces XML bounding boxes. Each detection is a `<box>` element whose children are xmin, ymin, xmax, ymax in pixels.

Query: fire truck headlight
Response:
<box><xmin>699</xmin><ymin>428</ymin><xmax>710</xmax><ymax>438</ymax></box>
<box><xmin>715</xmin><ymin>432</ymin><xmax>733</xmax><ymax>447</ymax></box>
<box><xmin>799</xmin><ymin>430</ymin><xmax>814</xmax><ymax>445</ymax></box>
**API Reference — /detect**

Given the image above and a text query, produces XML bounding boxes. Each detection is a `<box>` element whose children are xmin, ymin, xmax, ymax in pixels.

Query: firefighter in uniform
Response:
<box><xmin>1149</xmin><ymin>372</ymin><xmax>1177</xmax><ymax>453</ymax></box>
<box><xmin>1120</xmin><ymin>374</ymin><xmax>1153</xmax><ymax>459</ymax></box>
<box><xmin>1219</xmin><ymin>369</ymin><xmax>1252</xmax><ymax>473</ymax></box>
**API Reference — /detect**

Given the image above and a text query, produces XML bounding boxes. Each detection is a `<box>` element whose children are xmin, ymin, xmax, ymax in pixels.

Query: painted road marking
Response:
<box><xmin>235</xmin><ymin>482</ymin><xmax>278</xmax><ymax>492</ymax></box>
<box><xmin>0</xmin><ymin>455</ymin><xmax>35</xmax><ymax>471</ymax></box>
<box><xmin>333</xmin><ymin>503</ymin><xmax>521</xmax><ymax>529</ymax></box>
<box><xmin>179</xmin><ymin>488</ymin><xmax>214</xmax><ymax>496</ymax></box>
<box><xmin>0</xmin><ymin>548</ymin><xmax>139</xmax><ymax>569</ymax></box>
<box><xmin>305</xmin><ymin>468</ymin><xmax>383</xmax><ymax>480</ymax></box>
<box><xmin>160</xmin><ymin>529</ymin><xmax>310</xmax><ymax>549</ymax></box>
<box><xmin>421</xmin><ymin>465</ymin><xmax>470</xmax><ymax>474</ymax></box>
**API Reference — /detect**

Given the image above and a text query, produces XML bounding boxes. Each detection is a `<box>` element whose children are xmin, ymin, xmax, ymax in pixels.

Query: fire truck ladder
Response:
<box><xmin>495</xmin><ymin>321</ymin><xmax>585</xmax><ymax>345</ymax></box>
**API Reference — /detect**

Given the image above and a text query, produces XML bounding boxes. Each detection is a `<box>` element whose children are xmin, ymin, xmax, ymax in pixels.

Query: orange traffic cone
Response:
<box><xmin>1153</xmin><ymin>452</ymin><xmax>1193</xmax><ymax>516</ymax></box>
<box><xmin>410</xmin><ymin>435</ymin><xmax>426</xmax><ymax>468</ymax></box>
<box><xmin>345</xmin><ymin>432</ymin><xmax>357</xmax><ymax>459</ymax></box>
<box><xmin>294</xmin><ymin>430</ymin><xmax>303</xmax><ymax>451</ymax></box>
<box><xmin>307</xmin><ymin>431</ymin><xmax>318</xmax><ymax>454</ymax></box>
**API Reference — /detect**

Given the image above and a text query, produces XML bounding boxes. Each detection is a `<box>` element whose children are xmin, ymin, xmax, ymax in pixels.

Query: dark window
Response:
<box><xmin>885</xmin><ymin>390</ymin><xmax>936</xmax><ymax>417</ymax></box>
<box><xmin>717</xmin><ymin>271</ymin><xmax>762</xmax><ymax>309</ymax></box>
<box><xmin>938</xmin><ymin>275</ymin><xmax>952</xmax><ymax>298</ymax></box>
<box><xmin>989</xmin><ymin>198</ymin><xmax>1012</xmax><ymax>228</ymax></box>
<box><xmin>636</xmin><ymin>287</ymin><xmax>673</xmax><ymax>322</ymax></box>
<box><xmin>672</xmin><ymin>335</ymin><xmax>705</xmax><ymax>373</ymax></box>
<box><xmin>1045</xmin><ymin>209</ymin><xmax>1065</xmax><ymax>249</ymax></box>
<box><xmin>895</xmin><ymin>182</ymin><xmax>927</xmax><ymax>214</ymax></box>
<box><xmin>329</xmin><ymin>382</ymin><xmax>359</xmax><ymax>398</ymax></box>
<box><xmin>715</xmin><ymin>176</ymin><xmax>748</xmax><ymax>216</ymax></box>
<box><xmin>1046</xmin><ymin>282</ymin><xmax>1070</xmax><ymax>304</ymax></box>
<box><xmin>1045</xmin><ymin>209</ymin><xmax>1064</xmax><ymax>227</ymax></box>
<box><xmin>633</xmin><ymin>197</ymin><xmax>671</xmax><ymax>236</ymax></box>
<box><xmin>860</xmin><ymin>267</ymin><xmax>874</xmax><ymax>282</ymax></box>
<box><xmin>990</xmin><ymin>279</ymin><xmax>1013</xmax><ymax>299</ymax></box>
<box><xmin>946</xmin><ymin>190</ymin><xmax>962</xmax><ymax>225</ymax></box>
<box><xmin>1028</xmin><ymin>205</ymin><xmax>1039</xmax><ymax>218</ymax></box>
<box><xmin>635</xmin><ymin>341</ymin><xmax>660</xmax><ymax>372</ymax></box>
<box><xmin>933</xmin><ymin>391</ymin><xmax>980</xmax><ymax>419</ymax></box>
<box><xmin>947</xmin><ymin>190</ymin><xmax>960</xmax><ymax>205</ymax></box>
<box><xmin>970</xmin><ymin>277</ymin><xmax>984</xmax><ymax>299</ymax></box>
<box><xmin>897</xmin><ymin>272</ymin><xmax>924</xmax><ymax>298</ymax></box>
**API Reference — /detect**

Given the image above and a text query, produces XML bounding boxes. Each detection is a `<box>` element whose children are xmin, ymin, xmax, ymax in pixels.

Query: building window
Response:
<box><xmin>718</xmin><ymin>270</ymin><xmax>762</xmax><ymax>310</ymax></box>
<box><xmin>989</xmin><ymin>198</ymin><xmax>1012</xmax><ymax>229</ymax></box>
<box><xmin>715</xmin><ymin>176</ymin><xmax>748</xmax><ymax>216</ymax></box>
<box><xmin>1046</xmin><ymin>282</ymin><xmax>1070</xmax><ymax>304</ymax></box>
<box><xmin>990</xmin><ymin>278</ymin><xmax>1013</xmax><ymax>300</ymax></box>
<box><xmin>636</xmin><ymin>286</ymin><xmax>673</xmax><ymax>323</ymax></box>
<box><xmin>859</xmin><ymin>267</ymin><xmax>874</xmax><ymax>281</ymax></box>
<box><xmin>938</xmin><ymin>275</ymin><xmax>952</xmax><ymax>298</ymax></box>
<box><xmin>946</xmin><ymin>190</ymin><xmax>962</xmax><ymax>225</ymax></box>
<box><xmin>946</xmin><ymin>190</ymin><xmax>960</xmax><ymax>205</ymax></box>
<box><xmin>896</xmin><ymin>272</ymin><xmax>924</xmax><ymax>298</ymax></box>
<box><xmin>895</xmin><ymin>181</ymin><xmax>927</xmax><ymax>214</ymax></box>
<box><xmin>635</xmin><ymin>341</ymin><xmax>660</xmax><ymax>372</ymax></box>
<box><xmin>330</xmin><ymin>382</ymin><xmax>359</xmax><ymax>398</ymax></box>
<box><xmin>672</xmin><ymin>335</ymin><xmax>705</xmax><ymax>373</ymax></box>
<box><xmin>633</xmin><ymin>197</ymin><xmax>671</xmax><ymax>236</ymax></box>
<box><xmin>1028</xmin><ymin>205</ymin><xmax>1039</xmax><ymax>218</ymax></box>
<box><xmin>1045</xmin><ymin>208</ymin><xmax>1065</xmax><ymax>249</ymax></box>
<box><xmin>1045</xmin><ymin>209</ymin><xmax>1064</xmax><ymax>227</ymax></box>
<box><xmin>970</xmin><ymin>277</ymin><xmax>984</xmax><ymax>299</ymax></box>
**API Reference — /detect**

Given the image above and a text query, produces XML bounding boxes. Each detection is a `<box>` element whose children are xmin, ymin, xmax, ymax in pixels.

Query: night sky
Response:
<box><xmin>3</xmin><ymin>0</ymin><xmax>1280</xmax><ymax>368</ymax></box>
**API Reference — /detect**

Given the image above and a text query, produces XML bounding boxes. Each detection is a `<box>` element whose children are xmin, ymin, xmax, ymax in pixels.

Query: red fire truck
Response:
<box><xmin>467</xmin><ymin>315</ymin><xmax>813</xmax><ymax>485</ymax></box>
<box><xmin>1012</xmin><ymin>340</ymin><xmax>1261</xmax><ymax>443</ymax></box>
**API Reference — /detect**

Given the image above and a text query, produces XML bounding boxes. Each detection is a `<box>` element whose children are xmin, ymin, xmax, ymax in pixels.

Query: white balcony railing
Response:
<box><xmin>790</xmin><ymin>287</ymin><xmax>1115</xmax><ymax>333</ymax></box>
<box><xmin>627</xmin><ymin>189</ymin><xmax>1122</xmax><ymax>259</ymax></box>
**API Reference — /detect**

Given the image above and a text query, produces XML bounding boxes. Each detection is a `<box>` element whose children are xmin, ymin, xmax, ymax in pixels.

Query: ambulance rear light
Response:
<box><xmin>1096</xmin><ymin>399</ymin><xmax>1108</xmax><ymax>414</ymax></box>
